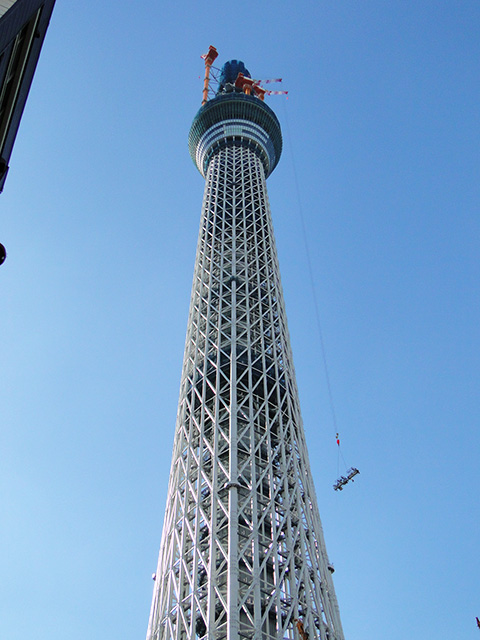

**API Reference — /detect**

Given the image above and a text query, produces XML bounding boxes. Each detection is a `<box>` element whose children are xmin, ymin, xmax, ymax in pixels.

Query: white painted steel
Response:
<box><xmin>147</xmin><ymin>139</ymin><xmax>345</xmax><ymax>640</ymax></box>
<box><xmin>195</xmin><ymin>119</ymin><xmax>277</xmax><ymax>179</ymax></box>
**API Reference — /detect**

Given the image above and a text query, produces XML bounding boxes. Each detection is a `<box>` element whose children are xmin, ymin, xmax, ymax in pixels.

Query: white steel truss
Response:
<box><xmin>147</xmin><ymin>140</ymin><xmax>344</xmax><ymax>640</ymax></box>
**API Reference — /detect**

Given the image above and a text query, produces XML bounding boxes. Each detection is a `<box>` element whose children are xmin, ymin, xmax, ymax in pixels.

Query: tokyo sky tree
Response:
<box><xmin>146</xmin><ymin>49</ymin><xmax>345</xmax><ymax>640</ymax></box>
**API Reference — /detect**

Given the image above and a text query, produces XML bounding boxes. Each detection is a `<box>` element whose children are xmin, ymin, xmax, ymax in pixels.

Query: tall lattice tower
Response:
<box><xmin>146</xmin><ymin>50</ymin><xmax>345</xmax><ymax>640</ymax></box>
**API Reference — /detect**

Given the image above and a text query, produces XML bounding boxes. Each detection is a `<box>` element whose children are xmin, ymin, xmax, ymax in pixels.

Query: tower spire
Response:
<box><xmin>146</xmin><ymin>52</ymin><xmax>345</xmax><ymax>640</ymax></box>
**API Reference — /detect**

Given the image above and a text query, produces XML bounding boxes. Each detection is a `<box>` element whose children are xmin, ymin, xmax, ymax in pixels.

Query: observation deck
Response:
<box><xmin>188</xmin><ymin>92</ymin><xmax>282</xmax><ymax>178</ymax></box>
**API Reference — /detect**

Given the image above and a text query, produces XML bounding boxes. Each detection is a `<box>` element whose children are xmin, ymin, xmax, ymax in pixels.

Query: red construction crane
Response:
<box><xmin>201</xmin><ymin>45</ymin><xmax>218</xmax><ymax>105</ymax></box>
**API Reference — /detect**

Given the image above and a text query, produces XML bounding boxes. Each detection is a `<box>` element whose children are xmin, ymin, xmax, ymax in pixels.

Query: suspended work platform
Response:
<box><xmin>333</xmin><ymin>467</ymin><xmax>360</xmax><ymax>491</ymax></box>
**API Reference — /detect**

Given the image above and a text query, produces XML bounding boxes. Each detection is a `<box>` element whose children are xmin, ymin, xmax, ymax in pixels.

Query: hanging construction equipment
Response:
<box><xmin>333</xmin><ymin>467</ymin><xmax>360</xmax><ymax>491</ymax></box>
<box><xmin>333</xmin><ymin>432</ymin><xmax>360</xmax><ymax>491</ymax></box>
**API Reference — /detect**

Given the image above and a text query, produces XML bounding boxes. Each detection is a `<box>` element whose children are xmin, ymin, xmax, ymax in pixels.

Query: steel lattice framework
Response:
<box><xmin>147</xmin><ymin>65</ymin><xmax>344</xmax><ymax>640</ymax></box>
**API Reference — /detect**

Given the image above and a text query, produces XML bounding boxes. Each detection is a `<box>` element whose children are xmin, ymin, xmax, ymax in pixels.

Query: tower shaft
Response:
<box><xmin>147</xmin><ymin>63</ymin><xmax>344</xmax><ymax>640</ymax></box>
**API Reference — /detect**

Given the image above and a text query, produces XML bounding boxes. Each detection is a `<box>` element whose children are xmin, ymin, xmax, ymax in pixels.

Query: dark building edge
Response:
<box><xmin>0</xmin><ymin>0</ymin><xmax>56</xmax><ymax>192</ymax></box>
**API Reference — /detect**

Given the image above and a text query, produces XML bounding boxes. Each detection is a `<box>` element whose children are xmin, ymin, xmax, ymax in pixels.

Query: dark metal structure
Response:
<box><xmin>0</xmin><ymin>0</ymin><xmax>56</xmax><ymax>192</ymax></box>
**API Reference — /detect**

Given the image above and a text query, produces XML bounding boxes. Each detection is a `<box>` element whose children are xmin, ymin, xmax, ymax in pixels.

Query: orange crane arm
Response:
<box><xmin>202</xmin><ymin>46</ymin><xmax>218</xmax><ymax>105</ymax></box>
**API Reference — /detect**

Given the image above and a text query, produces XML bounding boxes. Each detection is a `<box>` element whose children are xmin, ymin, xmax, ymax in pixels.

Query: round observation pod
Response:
<box><xmin>0</xmin><ymin>242</ymin><xmax>6</xmax><ymax>265</ymax></box>
<box><xmin>189</xmin><ymin>92</ymin><xmax>282</xmax><ymax>179</ymax></box>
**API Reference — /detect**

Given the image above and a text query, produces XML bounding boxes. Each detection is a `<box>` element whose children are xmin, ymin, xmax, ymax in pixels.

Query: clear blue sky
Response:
<box><xmin>1</xmin><ymin>2</ymin><xmax>479</xmax><ymax>639</ymax></box>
